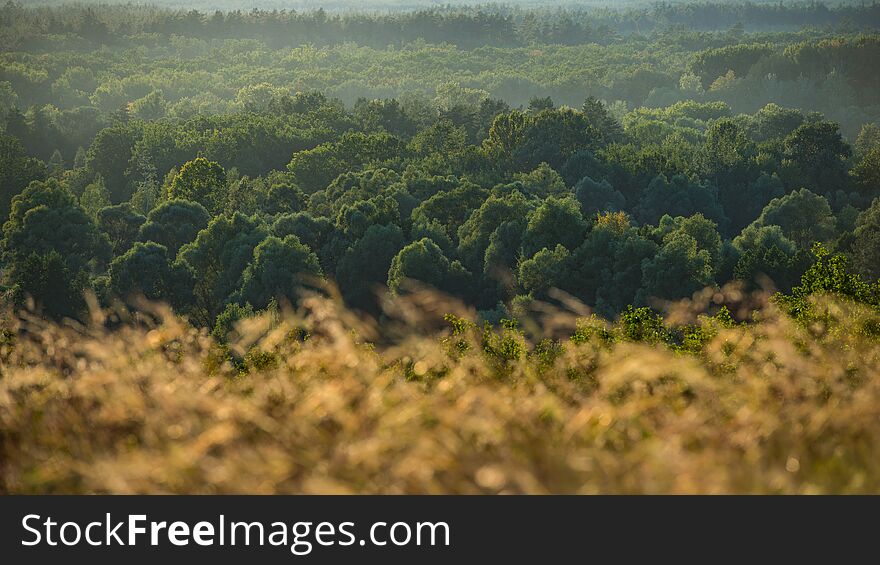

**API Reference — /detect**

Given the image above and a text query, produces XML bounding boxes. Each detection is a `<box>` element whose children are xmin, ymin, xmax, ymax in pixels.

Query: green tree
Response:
<box><xmin>851</xmin><ymin>147</ymin><xmax>880</xmax><ymax>195</ymax></box>
<box><xmin>97</xmin><ymin>203</ymin><xmax>145</xmax><ymax>256</ymax></box>
<box><xmin>751</xmin><ymin>103</ymin><xmax>805</xmax><ymax>142</ymax></box>
<box><xmin>335</xmin><ymin>195</ymin><xmax>399</xmax><ymax>240</ymax></box>
<box><xmin>85</xmin><ymin>123</ymin><xmax>139</xmax><ymax>203</ymax></box>
<box><xmin>167</xmin><ymin>157</ymin><xmax>227</xmax><ymax>214</ymax></box>
<box><xmin>138</xmin><ymin>199</ymin><xmax>211</xmax><ymax>257</ymax></box>
<box><xmin>2</xmin><ymin>179</ymin><xmax>110</xmax><ymax>318</ymax></box>
<box><xmin>521</xmin><ymin>196</ymin><xmax>588</xmax><ymax>257</ymax></box>
<box><xmin>483</xmin><ymin>219</ymin><xmax>528</xmax><ymax>280</ymax></box>
<box><xmin>177</xmin><ymin>213</ymin><xmax>267</xmax><ymax>325</ymax></box>
<box><xmin>513</xmin><ymin>107</ymin><xmax>601</xmax><ymax>171</ymax></box>
<box><xmin>457</xmin><ymin>191</ymin><xmax>531</xmax><ymax>272</ymax></box>
<box><xmin>733</xmin><ymin>242</ymin><xmax>810</xmax><ymax>292</ymax></box>
<box><xmin>110</xmin><ymin>241</ymin><xmax>192</xmax><ymax>304</ymax></box>
<box><xmin>411</xmin><ymin>181</ymin><xmax>487</xmax><ymax>245</ymax></box>
<box><xmin>388</xmin><ymin>237</ymin><xmax>467</xmax><ymax>295</ymax></box>
<box><xmin>782</xmin><ymin>121</ymin><xmax>852</xmax><ymax>194</ymax></box>
<box><xmin>272</xmin><ymin>212</ymin><xmax>333</xmax><ymax>255</ymax></box>
<box><xmin>582</xmin><ymin>96</ymin><xmax>625</xmax><ymax>144</ymax></box>
<box><xmin>777</xmin><ymin>244</ymin><xmax>880</xmax><ymax>322</ymax></box>
<box><xmin>560</xmin><ymin>149</ymin><xmax>607</xmax><ymax>187</ymax></box>
<box><xmin>567</xmin><ymin>218</ymin><xmax>657</xmax><ymax>315</ymax></box>
<box><xmin>354</xmin><ymin>98</ymin><xmax>418</xmax><ymax>139</ymax></box>
<box><xmin>751</xmin><ymin>188</ymin><xmax>836</xmax><ymax>248</ymax></box>
<box><xmin>47</xmin><ymin>149</ymin><xmax>64</xmax><ymax>177</ymax></box>
<box><xmin>234</xmin><ymin>83</ymin><xmax>288</xmax><ymax>113</ymax></box>
<box><xmin>0</xmin><ymin>134</ymin><xmax>46</xmax><ymax>222</ymax></box>
<box><xmin>575</xmin><ymin>176</ymin><xmax>626</xmax><ymax>217</ymax></box>
<box><xmin>409</xmin><ymin>120</ymin><xmax>467</xmax><ymax>156</ymax></box>
<box><xmin>211</xmin><ymin>302</ymin><xmax>255</xmax><ymax>344</ymax></box>
<box><xmin>851</xmin><ymin>198</ymin><xmax>880</xmax><ymax>281</ymax></box>
<box><xmin>236</xmin><ymin>235</ymin><xmax>322</xmax><ymax>310</ymax></box>
<box><xmin>653</xmin><ymin>214</ymin><xmax>723</xmax><ymax>272</ymax></box>
<box><xmin>637</xmin><ymin>174</ymin><xmax>728</xmax><ymax>230</ymax></box>
<box><xmin>854</xmin><ymin>123</ymin><xmax>880</xmax><ymax>158</ymax></box>
<box><xmin>0</xmin><ymin>81</ymin><xmax>17</xmax><ymax>118</ymax></box>
<box><xmin>288</xmin><ymin>132</ymin><xmax>405</xmax><ymax>194</ymax></box>
<box><xmin>482</xmin><ymin>111</ymin><xmax>529</xmax><ymax>162</ymax></box>
<box><xmin>700</xmin><ymin>119</ymin><xmax>755</xmax><ymax>190</ymax></box>
<box><xmin>640</xmin><ymin>232</ymin><xmax>714</xmax><ymax>302</ymax></box>
<box><xmin>79</xmin><ymin>173</ymin><xmax>111</xmax><ymax>220</ymax></box>
<box><xmin>730</xmin><ymin>222</ymin><xmax>811</xmax><ymax>291</ymax></box>
<box><xmin>128</xmin><ymin>90</ymin><xmax>167</xmax><ymax>121</ymax></box>
<box><xmin>511</xmin><ymin>163</ymin><xmax>567</xmax><ymax>198</ymax></box>
<box><xmin>518</xmin><ymin>244</ymin><xmax>570</xmax><ymax>297</ymax></box>
<box><xmin>264</xmin><ymin>181</ymin><xmax>307</xmax><ymax>215</ymax></box>
<box><xmin>336</xmin><ymin>224</ymin><xmax>405</xmax><ymax>311</ymax></box>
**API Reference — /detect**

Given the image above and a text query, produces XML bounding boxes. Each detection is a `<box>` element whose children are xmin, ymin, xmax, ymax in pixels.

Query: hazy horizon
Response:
<box><xmin>9</xmin><ymin>0</ymin><xmax>875</xmax><ymax>13</ymax></box>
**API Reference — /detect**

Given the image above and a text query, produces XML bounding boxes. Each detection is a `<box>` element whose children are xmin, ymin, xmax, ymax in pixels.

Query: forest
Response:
<box><xmin>1</xmin><ymin>2</ymin><xmax>880</xmax><ymax>494</ymax></box>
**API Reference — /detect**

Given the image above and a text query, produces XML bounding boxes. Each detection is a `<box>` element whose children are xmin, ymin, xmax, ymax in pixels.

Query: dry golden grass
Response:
<box><xmin>1</xmin><ymin>288</ymin><xmax>880</xmax><ymax>494</ymax></box>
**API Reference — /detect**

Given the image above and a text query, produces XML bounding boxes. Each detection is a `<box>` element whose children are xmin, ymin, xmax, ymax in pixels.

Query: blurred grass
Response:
<box><xmin>1</xmin><ymin>287</ymin><xmax>879</xmax><ymax>494</ymax></box>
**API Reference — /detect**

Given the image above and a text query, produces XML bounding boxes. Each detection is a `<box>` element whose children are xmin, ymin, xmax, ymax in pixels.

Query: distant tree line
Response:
<box><xmin>4</xmin><ymin>2</ymin><xmax>880</xmax><ymax>50</ymax></box>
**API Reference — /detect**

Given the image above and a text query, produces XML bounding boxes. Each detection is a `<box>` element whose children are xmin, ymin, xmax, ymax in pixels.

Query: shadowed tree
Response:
<box><xmin>272</xmin><ymin>212</ymin><xmax>333</xmax><ymax>254</ymax></box>
<box><xmin>640</xmin><ymin>232</ymin><xmax>714</xmax><ymax>302</ymax></box>
<box><xmin>575</xmin><ymin>176</ymin><xmax>626</xmax><ymax>218</ymax></box>
<box><xmin>566</xmin><ymin>217</ymin><xmax>658</xmax><ymax>315</ymax></box>
<box><xmin>388</xmin><ymin>238</ymin><xmax>449</xmax><ymax>294</ymax></box>
<box><xmin>264</xmin><ymin>180</ymin><xmax>307</xmax><ymax>215</ymax></box>
<box><xmin>235</xmin><ymin>235</ymin><xmax>322</xmax><ymax>310</ymax></box>
<box><xmin>138</xmin><ymin>199</ymin><xmax>211</xmax><ymax>257</ymax></box>
<box><xmin>2</xmin><ymin>179</ymin><xmax>110</xmax><ymax>318</ymax></box>
<box><xmin>782</xmin><ymin>121</ymin><xmax>852</xmax><ymax>195</ymax></box>
<box><xmin>731</xmin><ymin>224</ymin><xmax>809</xmax><ymax>291</ymax></box>
<box><xmin>97</xmin><ymin>203</ymin><xmax>145</xmax><ymax>256</ymax></box>
<box><xmin>637</xmin><ymin>174</ymin><xmax>728</xmax><ymax>231</ymax></box>
<box><xmin>0</xmin><ymin>134</ymin><xmax>46</xmax><ymax>222</ymax></box>
<box><xmin>852</xmin><ymin>147</ymin><xmax>880</xmax><ymax>196</ymax></box>
<box><xmin>720</xmin><ymin>173</ymin><xmax>785</xmax><ymax>234</ymax></box>
<box><xmin>851</xmin><ymin>198</ymin><xmax>880</xmax><ymax>281</ymax></box>
<box><xmin>335</xmin><ymin>195</ymin><xmax>400</xmax><ymax>240</ymax></box>
<box><xmin>513</xmin><ymin>108</ymin><xmax>601</xmax><ymax>172</ymax></box>
<box><xmin>700</xmin><ymin>119</ymin><xmax>755</xmax><ymax>190</ymax></box>
<box><xmin>457</xmin><ymin>190</ymin><xmax>531</xmax><ymax>272</ymax></box>
<box><xmin>522</xmin><ymin>196</ymin><xmax>588</xmax><ymax>257</ymax></box>
<box><xmin>110</xmin><ymin>241</ymin><xmax>192</xmax><ymax>305</ymax></box>
<box><xmin>582</xmin><ymin>96</ymin><xmax>624</xmax><ymax>144</ymax></box>
<box><xmin>411</xmin><ymin>181</ymin><xmax>487</xmax><ymax>246</ymax></box>
<box><xmin>336</xmin><ymin>224</ymin><xmax>405</xmax><ymax>311</ymax></box>
<box><xmin>85</xmin><ymin>123</ymin><xmax>139</xmax><ymax>203</ymax></box>
<box><xmin>387</xmin><ymin>237</ymin><xmax>471</xmax><ymax>298</ymax></box>
<box><xmin>560</xmin><ymin>149</ymin><xmax>607</xmax><ymax>187</ymax></box>
<box><xmin>409</xmin><ymin>119</ymin><xmax>468</xmax><ymax>157</ymax></box>
<box><xmin>176</xmin><ymin>212</ymin><xmax>267</xmax><ymax>325</ymax></box>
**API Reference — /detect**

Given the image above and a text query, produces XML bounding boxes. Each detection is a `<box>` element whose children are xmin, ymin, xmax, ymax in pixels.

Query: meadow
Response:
<box><xmin>2</xmin><ymin>282</ymin><xmax>880</xmax><ymax>494</ymax></box>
